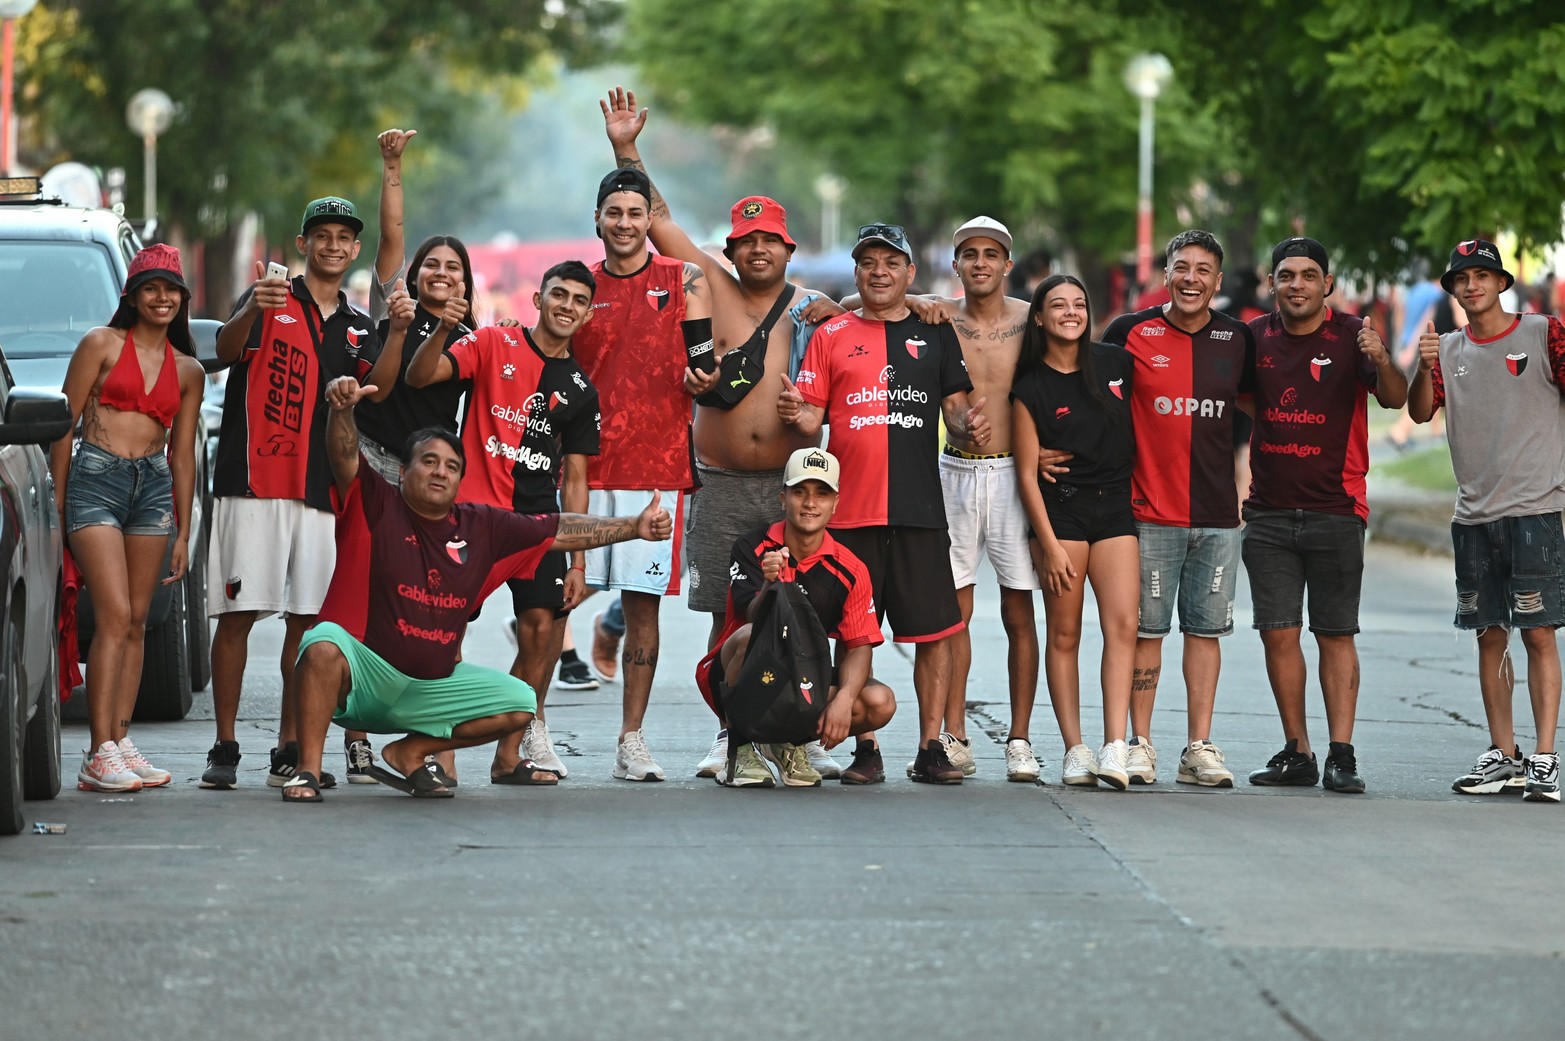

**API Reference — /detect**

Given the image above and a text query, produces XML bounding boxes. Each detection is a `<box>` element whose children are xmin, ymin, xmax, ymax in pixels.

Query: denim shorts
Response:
<box><xmin>1136</xmin><ymin>521</ymin><xmax>1241</xmax><ymax>637</ymax></box>
<box><xmin>1241</xmin><ymin>508</ymin><xmax>1365</xmax><ymax>635</ymax></box>
<box><xmin>1452</xmin><ymin>512</ymin><xmax>1565</xmax><ymax>631</ymax></box>
<box><xmin>65</xmin><ymin>441</ymin><xmax>175</xmax><ymax>536</ymax></box>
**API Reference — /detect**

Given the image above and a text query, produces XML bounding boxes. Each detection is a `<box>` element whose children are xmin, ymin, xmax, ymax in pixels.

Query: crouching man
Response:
<box><xmin>702</xmin><ymin>447</ymin><xmax>896</xmax><ymax>787</ymax></box>
<box><xmin>281</xmin><ymin>375</ymin><xmax>671</xmax><ymax>801</ymax></box>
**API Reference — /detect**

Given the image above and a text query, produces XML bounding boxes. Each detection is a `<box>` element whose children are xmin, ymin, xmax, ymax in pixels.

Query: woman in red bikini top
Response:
<box><xmin>49</xmin><ymin>243</ymin><xmax>206</xmax><ymax>793</ymax></box>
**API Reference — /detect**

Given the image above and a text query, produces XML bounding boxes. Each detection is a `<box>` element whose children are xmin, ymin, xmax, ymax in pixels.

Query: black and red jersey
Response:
<box><xmin>356</xmin><ymin>305</ymin><xmax>471</xmax><ymax>451</ymax></box>
<box><xmin>213</xmin><ymin>277</ymin><xmax>379</xmax><ymax>510</ymax></box>
<box><xmin>724</xmin><ymin>522</ymin><xmax>883</xmax><ymax>649</ymax></box>
<box><xmin>445</xmin><ymin>326</ymin><xmax>600</xmax><ymax>514</ymax></box>
<box><xmin>570</xmin><ymin>253</ymin><xmax>695</xmax><ymax>492</ymax></box>
<box><xmin>796</xmin><ymin>313</ymin><xmax>971</xmax><ymax>528</ymax></box>
<box><xmin>1246</xmin><ymin>310</ymin><xmax>1378</xmax><ymax>520</ymax></box>
<box><xmin>1010</xmin><ymin>344</ymin><xmax>1135</xmax><ymax>486</ymax></box>
<box><xmin>318</xmin><ymin>462</ymin><xmax>557</xmax><ymax>679</ymax></box>
<box><xmin>1100</xmin><ymin>305</ymin><xmax>1254</xmax><ymax>528</ymax></box>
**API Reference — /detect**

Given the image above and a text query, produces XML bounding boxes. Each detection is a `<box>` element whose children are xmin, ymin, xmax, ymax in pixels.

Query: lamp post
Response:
<box><xmin>814</xmin><ymin>173</ymin><xmax>845</xmax><ymax>254</ymax></box>
<box><xmin>0</xmin><ymin>0</ymin><xmax>38</xmax><ymax>176</ymax></box>
<box><xmin>125</xmin><ymin>87</ymin><xmax>174</xmax><ymax>223</ymax></box>
<box><xmin>1124</xmin><ymin>53</ymin><xmax>1173</xmax><ymax>292</ymax></box>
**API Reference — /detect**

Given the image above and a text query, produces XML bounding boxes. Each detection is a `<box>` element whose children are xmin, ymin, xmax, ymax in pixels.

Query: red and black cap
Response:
<box><xmin>1441</xmin><ymin>238</ymin><xmax>1514</xmax><ymax>293</ymax></box>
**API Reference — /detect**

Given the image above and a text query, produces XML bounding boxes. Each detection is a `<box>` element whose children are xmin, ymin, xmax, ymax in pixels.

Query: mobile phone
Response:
<box><xmin>266</xmin><ymin>262</ymin><xmax>289</xmax><ymax>282</ymax></box>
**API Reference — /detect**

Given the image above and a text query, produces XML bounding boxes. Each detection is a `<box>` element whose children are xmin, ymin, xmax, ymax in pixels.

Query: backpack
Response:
<box><xmin>720</xmin><ymin>579</ymin><xmax>832</xmax><ymax>745</ymax></box>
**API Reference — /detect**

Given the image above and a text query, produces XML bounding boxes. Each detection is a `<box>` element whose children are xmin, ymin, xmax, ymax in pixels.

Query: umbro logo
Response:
<box><xmin>275</xmin><ymin>314</ymin><xmax>298</xmax><ymax>325</ymax></box>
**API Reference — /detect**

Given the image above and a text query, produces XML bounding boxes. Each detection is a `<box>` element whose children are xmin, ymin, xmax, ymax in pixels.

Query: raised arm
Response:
<box><xmin>360</xmin><ymin>278</ymin><xmax>414</xmax><ymax>403</ymax></box>
<box><xmin>1408</xmin><ymin>321</ymin><xmax>1441</xmax><ymax>423</ymax></box>
<box><xmin>405</xmin><ymin>289</ymin><xmax>467</xmax><ymax>387</ymax></box>
<box><xmin>374</xmin><ymin>128</ymin><xmax>417</xmax><ymax>284</ymax></box>
<box><xmin>323</xmin><ymin>376</ymin><xmax>377</xmax><ymax>497</ymax></box>
<box><xmin>216</xmin><ymin>261</ymin><xmax>289</xmax><ymax>364</ymax></box>
<box><xmin>549</xmin><ymin>491</ymin><xmax>673</xmax><ymax>553</ymax></box>
<box><xmin>1358</xmin><ymin>315</ymin><xmax>1407</xmax><ymax>409</ymax></box>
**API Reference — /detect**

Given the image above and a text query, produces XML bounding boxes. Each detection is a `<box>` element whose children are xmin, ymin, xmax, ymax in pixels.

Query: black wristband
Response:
<box><xmin>683</xmin><ymin>317</ymin><xmax>716</xmax><ymax>373</ymax></box>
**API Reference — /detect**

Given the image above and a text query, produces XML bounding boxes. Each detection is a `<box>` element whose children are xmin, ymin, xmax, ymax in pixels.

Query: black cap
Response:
<box><xmin>597</xmin><ymin>168</ymin><xmax>652</xmax><ymax>209</ymax></box>
<box><xmin>1271</xmin><ymin>236</ymin><xmax>1329</xmax><ymax>276</ymax></box>
<box><xmin>852</xmin><ymin>222</ymin><xmax>914</xmax><ymax>261</ymax></box>
<box><xmin>1441</xmin><ymin>238</ymin><xmax>1514</xmax><ymax>294</ymax></box>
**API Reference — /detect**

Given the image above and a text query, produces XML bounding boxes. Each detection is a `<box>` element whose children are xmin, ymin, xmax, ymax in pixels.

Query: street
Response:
<box><xmin>2</xmin><ymin>537</ymin><xmax>1560</xmax><ymax>1041</ymax></box>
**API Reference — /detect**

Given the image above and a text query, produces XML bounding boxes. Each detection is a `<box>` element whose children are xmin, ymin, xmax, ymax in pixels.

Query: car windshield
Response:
<box><xmin>0</xmin><ymin>241</ymin><xmax>119</xmax><ymax>358</ymax></box>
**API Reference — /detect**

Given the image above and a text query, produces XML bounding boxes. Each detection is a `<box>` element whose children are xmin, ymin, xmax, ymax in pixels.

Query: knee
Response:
<box><xmin>298</xmin><ymin>641</ymin><xmax>346</xmax><ymax>681</ymax></box>
<box><xmin>499</xmin><ymin>710</ymin><xmax>533</xmax><ymax>732</ymax></box>
<box><xmin>999</xmin><ymin>594</ymin><xmax>1036</xmax><ymax>634</ymax></box>
<box><xmin>1519</xmin><ymin>626</ymin><xmax>1557</xmax><ymax>653</ymax></box>
<box><xmin>862</xmin><ymin>682</ymin><xmax>896</xmax><ymax>728</ymax></box>
<box><xmin>1047</xmin><ymin>624</ymin><xmax>1082</xmax><ymax>654</ymax></box>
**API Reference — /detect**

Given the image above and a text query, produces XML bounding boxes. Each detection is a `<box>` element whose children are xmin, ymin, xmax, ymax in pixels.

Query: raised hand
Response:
<box><xmin>636</xmin><ymin>491</ymin><xmax>673</xmax><ymax>541</ymax></box>
<box><xmin>378</xmin><ymin>128</ymin><xmax>418</xmax><ymax>161</ymax></box>
<box><xmin>253</xmin><ymin>260</ymin><xmax>289</xmax><ymax>310</ymax></box>
<box><xmin>438</xmin><ymin>284</ymin><xmax>467</xmax><ymax>330</ymax></box>
<box><xmin>1417</xmin><ymin>320</ymin><xmax>1441</xmax><ymax>370</ymax></box>
<box><xmin>777</xmin><ymin>373</ymin><xmax>805</xmax><ymax>425</ymax></box>
<box><xmin>601</xmin><ymin>85</ymin><xmax>648</xmax><ymax>147</ymax></box>
<box><xmin>387</xmin><ymin>278</ymin><xmax>415</xmax><ymax>331</ymax></box>
<box><xmin>1357</xmin><ymin>314</ymin><xmax>1388</xmax><ymax>366</ymax></box>
<box><xmin>325</xmin><ymin>376</ymin><xmax>378</xmax><ymax>411</ymax></box>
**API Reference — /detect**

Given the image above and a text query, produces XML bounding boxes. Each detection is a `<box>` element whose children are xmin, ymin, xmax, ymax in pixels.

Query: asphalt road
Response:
<box><xmin>3</xmin><ymin>539</ymin><xmax>1561</xmax><ymax>1041</ymax></box>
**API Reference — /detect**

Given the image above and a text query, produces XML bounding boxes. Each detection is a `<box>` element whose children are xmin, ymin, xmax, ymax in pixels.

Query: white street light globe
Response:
<box><xmin>126</xmin><ymin>88</ymin><xmax>174</xmax><ymax>138</ymax></box>
<box><xmin>1124</xmin><ymin>53</ymin><xmax>1174</xmax><ymax>101</ymax></box>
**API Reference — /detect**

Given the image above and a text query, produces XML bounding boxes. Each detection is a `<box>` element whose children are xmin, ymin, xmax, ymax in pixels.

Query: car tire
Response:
<box><xmin>1</xmin><ymin>617</ymin><xmax>26</xmax><ymax>836</ymax></box>
<box><xmin>184</xmin><ymin>522</ymin><xmax>211</xmax><ymax>693</ymax></box>
<box><xmin>134</xmin><ymin>581</ymin><xmax>193</xmax><ymax>722</ymax></box>
<box><xmin>22</xmin><ymin>616</ymin><xmax>61</xmax><ymax>801</ymax></box>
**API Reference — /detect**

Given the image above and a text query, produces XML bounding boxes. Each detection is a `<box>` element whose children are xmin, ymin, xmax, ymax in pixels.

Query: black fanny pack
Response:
<box><xmin>696</xmin><ymin>283</ymin><xmax>795</xmax><ymax>410</ymax></box>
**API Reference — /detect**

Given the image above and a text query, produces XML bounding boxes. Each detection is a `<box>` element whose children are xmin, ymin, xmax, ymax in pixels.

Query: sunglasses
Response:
<box><xmin>857</xmin><ymin>223</ymin><xmax>908</xmax><ymax>245</ymax></box>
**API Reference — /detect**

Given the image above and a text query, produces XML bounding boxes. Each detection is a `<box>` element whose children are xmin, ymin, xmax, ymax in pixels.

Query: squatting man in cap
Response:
<box><xmin>278</xmin><ymin>375</ymin><xmax>673</xmax><ymax>801</ymax></box>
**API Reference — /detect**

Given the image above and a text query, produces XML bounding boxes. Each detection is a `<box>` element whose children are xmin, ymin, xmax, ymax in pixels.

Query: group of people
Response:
<box><xmin>50</xmin><ymin>87</ymin><xmax>1563</xmax><ymax>804</ymax></box>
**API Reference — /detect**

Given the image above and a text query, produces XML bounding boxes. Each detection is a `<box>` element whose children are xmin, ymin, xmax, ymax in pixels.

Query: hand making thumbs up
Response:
<box><xmin>637</xmin><ymin>491</ymin><xmax>673</xmax><ymax>542</ymax></box>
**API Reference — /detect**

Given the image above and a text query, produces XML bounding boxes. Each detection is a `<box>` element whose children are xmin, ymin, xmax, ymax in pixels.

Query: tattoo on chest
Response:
<box><xmin>955</xmin><ymin>321</ymin><xmax>1027</xmax><ymax>343</ymax></box>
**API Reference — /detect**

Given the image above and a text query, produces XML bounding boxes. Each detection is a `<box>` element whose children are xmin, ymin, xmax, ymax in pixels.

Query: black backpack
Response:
<box><xmin>720</xmin><ymin>579</ymin><xmax>832</xmax><ymax>745</ymax></box>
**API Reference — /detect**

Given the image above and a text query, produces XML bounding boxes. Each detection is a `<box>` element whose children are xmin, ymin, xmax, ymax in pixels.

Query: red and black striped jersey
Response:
<box><xmin>725</xmin><ymin>522</ymin><xmax>883</xmax><ymax>649</ymax></box>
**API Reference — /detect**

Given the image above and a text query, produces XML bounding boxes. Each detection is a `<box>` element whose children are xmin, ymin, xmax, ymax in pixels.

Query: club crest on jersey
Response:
<box><xmin>904</xmin><ymin>337</ymin><xmax>927</xmax><ymax>360</ymax></box>
<box><xmin>646</xmin><ymin>288</ymin><xmax>670</xmax><ymax>311</ymax></box>
<box><xmin>345</xmin><ymin>327</ymin><xmax>367</xmax><ymax>352</ymax></box>
<box><xmin>1108</xmin><ymin>378</ymin><xmax>1124</xmax><ymax>400</ymax></box>
<box><xmin>1506</xmin><ymin>352</ymin><xmax>1529</xmax><ymax>377</ymax></box>
<box><xmin>549</xmin><ymin>391</ymin><xmax>568</xmax><ymax>411</ymax></box>
<box><xmin>1310</xmin><ymin>356</ymin><xmax>1332</xmax><ymax>382</ymax></box>
<box><xmin>274</xmin><ymin>314</ymin><xmax>297</xmax><ymax>325</ymax></box>
<box><xmin>445</xmin><ymin>539</ymin><xmax>469</xmax><ymax>565</ymax></box>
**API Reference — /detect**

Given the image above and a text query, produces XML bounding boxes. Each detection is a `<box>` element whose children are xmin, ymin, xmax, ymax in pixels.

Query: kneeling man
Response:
<box><xmin>282</xmin><ymin>375</ymin><xmax>671</xmax><ymax>801</ymax></box>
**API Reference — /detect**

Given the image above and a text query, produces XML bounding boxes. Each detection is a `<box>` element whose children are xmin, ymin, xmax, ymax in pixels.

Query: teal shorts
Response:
<box><xmin>298</xmin><ymin>622</ymin><xmax>536</xmax><ymax>739</ymax></box>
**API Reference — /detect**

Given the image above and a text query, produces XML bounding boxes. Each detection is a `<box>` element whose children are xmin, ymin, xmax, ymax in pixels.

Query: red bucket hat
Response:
<box><xmin>725</xmin><ymin>196</ymin><xmax>796</xmax><ymax>255</ymax></box>
<box><xmin>124</xmin><ymin>243</ymin><xmax>189</xmax><ymax>296</ymax></box>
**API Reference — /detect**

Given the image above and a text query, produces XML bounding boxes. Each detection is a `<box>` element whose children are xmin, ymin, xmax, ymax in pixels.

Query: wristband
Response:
<box><xmin>567</xmin><ymin>564</ymin><xmax>585</xmax><ymax>573</ymax></box>
<box><xmin>683</xmin><ymin>317</ymin><xmax>716</xmax><ymax>374</ymax></box>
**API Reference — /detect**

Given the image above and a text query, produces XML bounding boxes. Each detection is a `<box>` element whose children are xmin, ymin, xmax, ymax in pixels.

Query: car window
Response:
<box><xmin>0</xmin><ymin>242</ymin><xmax>119</xmax><ymax>358</ymax></box>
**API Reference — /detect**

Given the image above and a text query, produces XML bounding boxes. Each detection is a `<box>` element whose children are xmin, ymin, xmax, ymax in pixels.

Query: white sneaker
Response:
<box><xmin>1126</xmin><ymin>736</ymin><xmax>1157</xmax><ymax>785</ymax></box>
<box><xmin>1005</xmin><ymin>738</ymin><xmax>1040</xmax><ymax>782</ymax></box>
<box><xmin>804</xmin><ymin>740</ymin><xmax>842</xmax><ymax>779</ymax></box>
<box><xmin>1177</xmin><ymin>739</ymin><xmax>1235</xmax><ymax>788</ymax></box>
<box><xmin>942</xmin><ymin>732</ymin><xmax>977</xmax><ymax>776</ymax></box>
<box><xmin>1061</xmin><ymin>744</ymin><xmax>1099</xmax><ymax>787</ymax></box>
<box><xmin>613</xmin><ymin>729</ymin><xmax>665</xmax><ymax>781</ymax></box>
<box><xmin>116</xmin><ymin>737</ymin><xmax>171</xmax><ymax>788</ymax></box>
<box><xmin>78</xmin><ymin>741</ymin><xmax>143</xmax><ymax>792</ymax></box>
<box><xmin>1094</xmin><ymin>739</ymin><xmax>1129</xmax><ymax>790</ymax></box>
<box><xmin>695</xmin><ymin>729</ymin><xmax>728</xmax><ymax>778</ymax></box>
<box><xmin>523</xmin><ymin>720</ymin><xmax>568</xmax><ymax>778</ymax></box>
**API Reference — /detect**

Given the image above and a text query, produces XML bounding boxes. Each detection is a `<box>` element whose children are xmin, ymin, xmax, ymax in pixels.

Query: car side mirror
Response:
<box><xmin>0</xmin><ymin>388</ymin><xmax>73</xmax><ymax>447</ymax></box>
<box><xmin>192</xmin><ymin>318</ymin><xmax>229</xmax><ymax>374</ymax></box>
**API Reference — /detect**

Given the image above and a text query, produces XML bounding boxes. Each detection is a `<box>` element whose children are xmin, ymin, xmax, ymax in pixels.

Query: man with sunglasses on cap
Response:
<box><xmin>779</xmin><ymin>222</ymin><xmax>991</xmax><ymax>784</ymax></box>
<box><xmin>569</xmin><ymin>157</ymin><xmax>714</xmax><ymax>782</ymax></box>
<box><xmin>1242</xmin><ymin>237</ymin><xmax>1406</xmax><ymax>795</ymax></box>
<box><xmin>601</xmin><ymin>85</ymin><xmax>845</xmax><ymax>783</ymax></box>
<box><xmin>1409</xmin><ymin>238</ymin><xmax>1565</xmax><ymax>803</ymax></box>
<box><xmin>204</xmin><ymin>195</ymin><xmax>414</xmax><ymax>790</ymax></box>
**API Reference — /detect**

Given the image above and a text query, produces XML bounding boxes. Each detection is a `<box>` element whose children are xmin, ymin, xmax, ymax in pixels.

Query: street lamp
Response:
<box><xmin>125</xmin><ymin>87</ymin><xmax>174</xmax><ymax>224</ymax></box>
<box><xmin>0</xmin><ymin>0</ymin><xmax>38</xmax><ymax>176</ymax></box>
<box><xmin>814</xmin><ymin>173</ymin><xmax>845</xmax><ymax>253</ymax></box>
<box><xmin>1124</xmin><ymin>52</ymin><xmax>1173</xmax><ymax>292</ymax></box>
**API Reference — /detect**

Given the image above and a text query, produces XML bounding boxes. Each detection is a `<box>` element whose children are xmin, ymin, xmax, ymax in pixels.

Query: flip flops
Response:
<box><xmin>490</xmin><ymin>759</ymin><xmax>561</xmax><ymax>785</ymax></box>
<box><xmin>423</xmin><ymin>756</ymin><xmax>458</xmax><ymax>788</ymax></box>
<box><xmin>280</xmin><ymin>771</ymin><xmax>323</xmax><ymax>803</ymax></box>
<box><xmin>366</xmin><ymin>760</ymin><xmax>455</xmax><ymax>798</ymax></box>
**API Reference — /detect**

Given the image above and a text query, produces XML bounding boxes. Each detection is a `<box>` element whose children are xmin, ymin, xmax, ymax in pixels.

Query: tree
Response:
<box><xmin>14</xmin><ymin>0</ymin><xmax>613</xmax><ymax>308</ymax></box>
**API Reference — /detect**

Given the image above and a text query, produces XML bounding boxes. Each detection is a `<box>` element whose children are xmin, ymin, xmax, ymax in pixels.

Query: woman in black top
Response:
<box><xmin>1011</xmin><ymin>275</ymin><xmax>1139</xmax><ymax>790</ymax></box>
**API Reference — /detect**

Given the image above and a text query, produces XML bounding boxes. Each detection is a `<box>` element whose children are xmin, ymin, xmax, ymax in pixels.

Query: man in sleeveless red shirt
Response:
<box><xmin>568</xmin><ymin>166</ymin><xmax>715</xmax><ymax>781</ymax></box>
<box><xmin>1241</xmin><ymin>237</ymin><xmax>1405</xmax><ymax>794</ymax></box>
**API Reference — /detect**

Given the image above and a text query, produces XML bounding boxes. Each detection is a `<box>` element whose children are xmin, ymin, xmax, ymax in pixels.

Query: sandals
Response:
<box><xmin>490</xmin><ymin>759</ymin><xmax>561</xmax><ymax>785</ymax></box>
<box><xmin>366</xmin><ymin>760</ymin><xmax>455</xmax><ymax>798</ymax></box>
<box><xmin>280</xmin><ymin>771</ymin><xmax>323</xmax><ymax>803</ymax></box>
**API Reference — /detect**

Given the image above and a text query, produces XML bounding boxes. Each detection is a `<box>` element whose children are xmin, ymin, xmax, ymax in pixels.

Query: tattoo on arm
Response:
<box><xmin>615</xmin><ymin>154</ymin><xmax>670</xmax><ymax>221</ymax></box>
<box><xmin>552</xmin><ymin>514</ymin><xmax>637</xmax><ymax>551</ymax></box>
<box><xmin>683</xmin><ymin>263</ymin><xmax>703</xmax><ymax>300</ymax></box>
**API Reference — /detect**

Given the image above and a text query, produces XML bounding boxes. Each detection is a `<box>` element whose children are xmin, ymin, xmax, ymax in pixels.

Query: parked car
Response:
<box><xmin>0</xmin><ymin>177</ymin><xmax>218</xmax><ymax>722</ymax></box>
<box><xmin>0</xmin><ymin>349</ymin><xmax>74</xmax><ymax>835</ymax></box>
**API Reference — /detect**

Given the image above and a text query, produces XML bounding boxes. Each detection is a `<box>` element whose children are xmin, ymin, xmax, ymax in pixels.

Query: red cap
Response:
<box><xmin>124</xmin><ymin>243</ymin><xmax>188</xmax><ymax>294</ymax></box>
<box><xmin>726</xmin><ymin>196</ymin><xmax>795</xmax><ymax>253</ymax></box>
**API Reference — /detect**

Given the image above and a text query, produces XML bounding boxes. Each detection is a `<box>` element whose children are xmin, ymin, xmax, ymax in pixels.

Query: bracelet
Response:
<box><xmin>567</xmin><ymin>564</ymin><xmax>585</xmax><ymax>573</ymax></box>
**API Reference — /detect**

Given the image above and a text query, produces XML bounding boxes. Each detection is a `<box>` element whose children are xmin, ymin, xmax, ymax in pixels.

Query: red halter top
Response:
<box><xmin>98</xmin><ymin>330</ymin><xmax>180</xmax><ymax>428</ymax></box>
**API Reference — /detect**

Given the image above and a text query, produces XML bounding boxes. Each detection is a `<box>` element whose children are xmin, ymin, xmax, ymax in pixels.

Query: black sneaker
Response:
<box><xmin>839</xmin><ymin>742</ymin><xmax>885</xmax><ymax>785</ymax></box>
<box><xmin>199</xmin><ymin>740</ymin><xmax>241</xmax><ymax>789</ymax></box>
<box><xmin>556</xmin><ymin>658</ymin><xmax>600</xmax><ymax>691</ymax></box>
<box><xmin>345</xmin><ymin>738</ymin><xmax>377</xmax><ymax>784</ymax></box>
<box><xmin>909</xmin><ymin>738</ymin><xmax>964</xmax><ymax>785</ymax></box>
<box><xmin>1247</xmin><ymin>738</ymin><xmax>1319</xmax><ymax>786</ymax></box>
<box><xmin>1323</xmin><ymin>741</ymin><xmax>1365</xmax><ymax>794</ymax></box>
<box><xmin>268</xmin><ymin>741</ymin><xmax>336</xmax><ymax>789</ymax></box>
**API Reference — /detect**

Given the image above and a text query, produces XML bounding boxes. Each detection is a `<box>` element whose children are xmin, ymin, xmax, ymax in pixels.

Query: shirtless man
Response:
<box><xmin>602</xmin><ymin>85</ymin><xmax>842</xmax><ymax>782</ymax></box>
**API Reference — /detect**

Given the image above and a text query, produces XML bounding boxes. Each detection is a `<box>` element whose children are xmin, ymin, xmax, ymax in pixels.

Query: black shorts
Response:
<box><xmin>508</xmin><ymin>551</ymin><xmax>568</xmax><ymax>620</ymax></box>
<box><xmin>1035</xmin><ymin>483</ymin><xmax>1136</xmax><ymax>544</ymax></box>
<box><xmin>829</xmin><ymin>525</ymin><xmax>962</xmax><ymax>643</ymax></box>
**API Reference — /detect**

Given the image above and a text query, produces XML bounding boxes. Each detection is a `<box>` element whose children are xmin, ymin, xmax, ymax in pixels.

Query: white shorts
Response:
<box><xmin>940</xmin><ymin>451</ymin><xmax>1040</xmax><ymax>591</ymax></box>
<box><xmin>207</xmin><ymin>497</ymin><xmax>336</xmax><ymax>618</ymax></box>
<box><xmin>584</xmin><ymin>488</ymin><xmax>685</xmax><ymax>596</ymax></box>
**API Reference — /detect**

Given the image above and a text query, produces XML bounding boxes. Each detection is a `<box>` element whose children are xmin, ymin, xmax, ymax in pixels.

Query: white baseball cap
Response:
<box><xmin>783</xmin><ymin>447</ymin><xmax>840</xmax><ymax>491</ymax></box>
<box><xmin>952</xmin><ymin>215</ymin><xmax>1013</xmax><ymax>254</ymax></box>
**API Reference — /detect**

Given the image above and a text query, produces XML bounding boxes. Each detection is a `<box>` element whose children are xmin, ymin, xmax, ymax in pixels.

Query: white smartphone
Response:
<box><xmin>265</xmin><ymin>262</ymin><xmax>289</xmax><ymax>282</ymax></box>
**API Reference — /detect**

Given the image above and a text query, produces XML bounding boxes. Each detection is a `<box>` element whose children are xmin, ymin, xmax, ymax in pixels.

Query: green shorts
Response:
<box><xmin>298</xmin><ymin>622</ymin><xmax>536</xmax><ymax>739</ymax></box>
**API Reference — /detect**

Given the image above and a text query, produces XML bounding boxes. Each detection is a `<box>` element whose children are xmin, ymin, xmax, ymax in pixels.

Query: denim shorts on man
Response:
<box><xmin>1136</xmin><ymin>521</ymin><xmax>1241</xmax><ymax>638</ymax></box>
<box><xmin>1452</xmin><ymin>512</ymin><xmax>1565</xmax><ymax>631</ymax></box>
<box><xmin>1242</xmin><ymin>508</ymin><xmax>1365</xmax><ymax>635</ymax></box>
<box><xmin>65</xmin><ymin>441</ymin><xmax>175</xmax><ymax>536</ymax></box>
